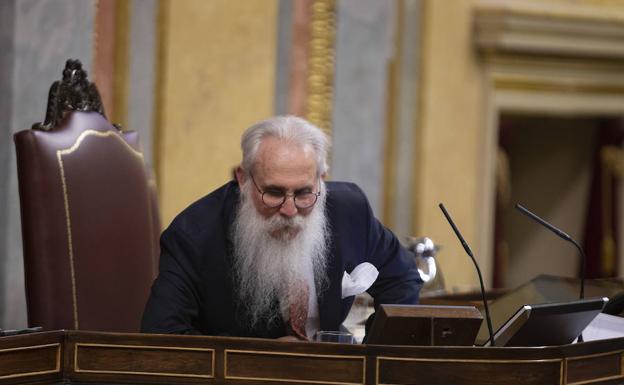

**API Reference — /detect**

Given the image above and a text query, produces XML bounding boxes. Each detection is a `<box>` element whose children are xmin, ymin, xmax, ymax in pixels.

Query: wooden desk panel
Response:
<box><xmin>0</xmin><ymin>331</ymin><xmax>62</xmax><ymax>383</ymax></box>
<box><xmin>0</xmin><ymin>330</ymin><xmax>622</xmax><ymax>385</ymax></box>
<box><xmin>376</xmin><ymin>356</ymin><xmax>562</xmax><ymax>385</ymax></box>
<box><xmin>566</xmin><ymin>351</ymin><xmax>623</xmax><ymax>384</ymax></box>
<box><xmin>224</xmin><ymin>349</ymin><xmax>365</xmax><ymax>384</ymax></box>
<box><xmin>74</xmin><ymin>343</ymin><xmax>215</xmax><ymax>378</ymax></box>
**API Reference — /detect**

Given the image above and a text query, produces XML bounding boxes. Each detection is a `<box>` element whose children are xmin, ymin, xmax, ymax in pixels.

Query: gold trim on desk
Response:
<box><xmin>56</xmin><ymin>129</ymin><xmax>144</xmax><ymax>330</ymax></box>
<box><xmin>0</xmin><ymin>343</ymin><xmax>61</xmax><ymax>380</ymax></box>
<box><xmin>224</xmin><ymin>348</ymin><xmax>366</xmax><ymax>385</ymax></box>
<box><xmin>73</xmin><ymin>342</ymin><xmax>215</xmax><ymax>378</ymax></box>
<box><xmin>566</xmin><ymin>349</ymin><xmax>624</xmax><ymax>362</ymax></box>
<box><xmin>375</xmin><ymin>355</ymin><xmax>564</xmax><ymax>385</ymax></box>
<box><xmin>568</xmin><ymin>375</ymin><xmax>624</xmax><ymax>385</ymax></box>
<box><xmin>565</xmin><ymin>349</ymin><xmax>624</xmax><ymax>385</ymax></box>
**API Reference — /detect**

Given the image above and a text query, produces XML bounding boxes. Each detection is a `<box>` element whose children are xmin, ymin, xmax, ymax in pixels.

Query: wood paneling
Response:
<box><xmin>1</xmin><ymin>330</ymin><xmax>624</xmax><ymax>385</ymax></box>
<box><xmin>74</xmin><ymin>343</ymin><xmax>214</xmax><ymax>378</ymax></box>
<box><xmin>225</xmin><ymin>349</ymin><xmax>365</xmax><ymax>384</ymax></box>
<box><xmin>567</xmin><ymin>351</ymin><xmax>623</xmax><ymax>384</ymax></box>
<box><xmin>0</xmin><ymin>343</ymin><xmax>59</xmax><ymax>380</ymax></box>
<box><xmin>377</xmin><ymin>356</ymin><xmax>561</xmax><ymax>385</ymax></box>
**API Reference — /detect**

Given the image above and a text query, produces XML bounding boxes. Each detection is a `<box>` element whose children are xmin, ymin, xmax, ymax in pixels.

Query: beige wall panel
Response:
<box><xmin>417</xmin><ymin>0</ymin><xmax>624</xmax><ymax>290</ymax></box>
<box><xmin>157</xmin><ymin>0</ymin><xmax>278</xmax><ymax>226</ymax></box>
<box><xmin>417</xmin><ymin>0</ymin><xmax>484</xmax><ymax>290</ymax></box>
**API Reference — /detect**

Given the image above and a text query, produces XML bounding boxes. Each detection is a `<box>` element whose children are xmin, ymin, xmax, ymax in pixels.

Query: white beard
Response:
<box><xmin>231</xmin><ymin>180</ymin><xmax>330</xmax><ymax>329</ymax></box>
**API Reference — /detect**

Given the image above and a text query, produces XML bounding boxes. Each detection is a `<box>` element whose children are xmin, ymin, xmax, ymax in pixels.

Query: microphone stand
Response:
<box><xmin>515</xmin><ymin>203</ymin><xmax>587</xmax><ymax>342</ymax></box>
<box><xmin>515</xmin><ymin>204</ymin><xmax>586</xmax><ymax>301</ymax></box>
<box><xmin>439</xmin><ymin>203</ymin><xmax>496</xmax><ymax>347</ymax></box>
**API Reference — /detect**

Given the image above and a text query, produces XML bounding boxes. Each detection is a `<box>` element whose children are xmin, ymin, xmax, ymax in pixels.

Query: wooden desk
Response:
<box><xmin>0</xmin><ymin>330</ymin><xmax>622</xmax><ymax>385</ymax></box>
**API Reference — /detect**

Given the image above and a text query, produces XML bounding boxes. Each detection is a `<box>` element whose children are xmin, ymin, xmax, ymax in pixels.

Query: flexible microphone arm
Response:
<box><xmin>439</xmin><ymin>203</ymin><xmax>496</xmax><ymax>347</ymax></box>
<box><xmin>515</xmin><ymin>203</ymin><xmax>586</xmax><ymax>300</ymax></box>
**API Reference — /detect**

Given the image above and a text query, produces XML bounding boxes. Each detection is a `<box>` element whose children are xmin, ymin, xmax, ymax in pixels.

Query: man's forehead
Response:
<box><xmin>256</xmin><ymin>137</ymin><xmax>314</xmax><ymax>157</ymax></box>
<box><xmin>253</xmin><ymin>138</ymin><xmax>317</xmax><ymax>179</ymax></box>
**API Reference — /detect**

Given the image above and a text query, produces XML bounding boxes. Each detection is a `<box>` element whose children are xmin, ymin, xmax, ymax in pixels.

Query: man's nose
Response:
<box><xmin>279</xmin><ymin>196</ymin><xmax>298</xmax><ymax>217</ymax></box>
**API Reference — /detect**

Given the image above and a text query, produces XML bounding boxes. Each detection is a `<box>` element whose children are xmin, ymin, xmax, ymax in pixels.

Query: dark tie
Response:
<box><xmin>288</xmin><ymin>282</ymin><xmax>309</xmax><ymax>340</ymax></box>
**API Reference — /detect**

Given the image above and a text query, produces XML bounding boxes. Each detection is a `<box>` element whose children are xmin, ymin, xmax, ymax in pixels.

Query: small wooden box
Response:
<box><xmin>366</xmin><ymin>304</ymin><xmax>483</xmax><ymax>346</ymax></box>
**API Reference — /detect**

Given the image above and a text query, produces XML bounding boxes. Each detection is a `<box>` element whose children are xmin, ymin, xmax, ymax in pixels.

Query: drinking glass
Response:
<box><xmin>313</xmin><ymin>331</ymin><xmax>356</xmax><ymax>344</ymax></box>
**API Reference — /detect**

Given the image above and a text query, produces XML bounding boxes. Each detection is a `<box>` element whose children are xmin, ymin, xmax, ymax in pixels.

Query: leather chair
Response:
<box><xmin>14</xmin><ymin>59</ymin><xmax>160</xmax><ymax>332</ymax></box>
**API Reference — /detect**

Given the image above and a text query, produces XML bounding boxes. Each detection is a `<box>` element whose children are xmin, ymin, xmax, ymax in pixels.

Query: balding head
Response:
<box><xmin>240</xmin><ymin>116</ymin><xmax>330</xmax><ymax>178</ymax></box>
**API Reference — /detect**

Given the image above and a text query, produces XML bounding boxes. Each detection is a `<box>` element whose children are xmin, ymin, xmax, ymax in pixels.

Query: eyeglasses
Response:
<box><xmin>250</xmin><ymin>173</ymin><xmax>321</xmax><ymax>209</ymax></box>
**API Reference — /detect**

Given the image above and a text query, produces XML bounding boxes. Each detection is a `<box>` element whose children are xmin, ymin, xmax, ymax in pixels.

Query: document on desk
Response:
<box><xmin>580</xmin><ymin>313</ymin><xmax>624</xmax><ymax>341</ymax></box>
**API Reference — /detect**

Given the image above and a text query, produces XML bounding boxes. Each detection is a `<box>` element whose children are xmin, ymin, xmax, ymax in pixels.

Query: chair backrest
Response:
<box><xmin>14</xmin><ymin>59</ymin><xmax>160</xmax><ymax>332</ymax></box>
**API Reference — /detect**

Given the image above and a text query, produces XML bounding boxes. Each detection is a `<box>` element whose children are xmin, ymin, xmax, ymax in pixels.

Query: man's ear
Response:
<box><xmin>235</xmin><ymin>166</ymin><xmax>246</xmax><ymax>185</ymax></box>
<box><xmin>320</xmin><ymin>171</ymin><xmax>327</xmax><ymax>180</ymax></box>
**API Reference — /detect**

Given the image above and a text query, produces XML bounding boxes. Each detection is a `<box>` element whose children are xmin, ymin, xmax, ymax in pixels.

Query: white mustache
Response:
<box><xmin>267</xmin><ymin>215</ymin><xmax>304</xmax><ymax>232</ymax></box>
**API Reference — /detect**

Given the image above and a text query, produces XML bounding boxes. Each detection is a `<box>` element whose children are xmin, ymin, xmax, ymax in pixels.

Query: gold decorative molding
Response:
<box><xmin>305</xmin><ymin>0</ymin><xmax>337</xmax><ymax>136</ymax></box>
<box><xmin>602</xmin><ymin>145</ymin><xmax>624</xmax><ymax>177</ymax></box>
<box><xmin>474</xmin><ymin>1</ymin><xmax>624</xmax><ymax>61</ymax></box>
<box><xmin>492</xmin><ymin>74</ymin><xmax>624</xmax><ymax>95</ymax></box>
<box><xmin>600</xmin><ymin>145</ymin><xmax>624</xmax><ymax>277</ymax></box>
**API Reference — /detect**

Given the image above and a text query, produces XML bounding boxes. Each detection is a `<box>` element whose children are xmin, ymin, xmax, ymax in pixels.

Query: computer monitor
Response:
<box><xmin>475</xmin><ymin>275</ymin><xmax>624</xmax><ymax>345</ymax></box>
<box><xmin>484</xmin><ymin>297</ymin><xmax>608</xmax><ymax>347</ymax></box>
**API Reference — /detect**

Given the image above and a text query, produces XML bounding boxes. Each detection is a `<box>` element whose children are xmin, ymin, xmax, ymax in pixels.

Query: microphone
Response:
<box><xmin>439</xmin><ymin>203</ymin><xmax>496</xmax><ymax>347</ymax></box>
<box><xmin>515</xmin><ymin>203</ymin><xmax>586</xmax><ymax>300</ymax></box>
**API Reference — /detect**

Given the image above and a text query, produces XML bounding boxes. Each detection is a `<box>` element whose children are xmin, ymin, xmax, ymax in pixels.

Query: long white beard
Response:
<box><xmin>231</xmin><ymin>180</ymin><xmax>330</xmax><ymax>329</ymax></box>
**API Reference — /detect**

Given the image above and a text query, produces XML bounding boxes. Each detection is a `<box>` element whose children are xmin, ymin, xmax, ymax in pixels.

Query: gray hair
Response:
<box><xmin>240</xmin><ymin>116</ymin><xmax>330</xmax><ymax>177</ymax></box>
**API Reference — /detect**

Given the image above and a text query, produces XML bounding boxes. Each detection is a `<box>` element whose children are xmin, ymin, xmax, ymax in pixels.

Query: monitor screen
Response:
<box><xmin>475</xmin><ymin>275</ymin><xmax>623</xmax><ymax>345</ymax></box>
<box><xmin>484</xmin><ymin>297</ymin><xmax>608</xmax><ymax>347</ymax></box>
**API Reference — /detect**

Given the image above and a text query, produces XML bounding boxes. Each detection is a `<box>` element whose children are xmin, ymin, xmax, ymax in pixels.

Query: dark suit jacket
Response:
<box><xmin>141</xmin><ymin>181</ymin><xmax>422</xmax><ymax>338</ymax></box>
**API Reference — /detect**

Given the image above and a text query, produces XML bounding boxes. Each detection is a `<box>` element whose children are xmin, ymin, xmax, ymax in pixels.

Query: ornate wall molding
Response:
<box><xmin>471</xmin><ymin>1</ymin><xmax>624</xmax><ymax>286</ymax></box>
<box><xmin>474</xmin><ymin>1</ymin><xmax>624</xmax><ymax>61</ymax></box>
<box><xmin>305</xmin><ymin>0</ymin><xmax>336</xmax><ymax>135</ymax></box>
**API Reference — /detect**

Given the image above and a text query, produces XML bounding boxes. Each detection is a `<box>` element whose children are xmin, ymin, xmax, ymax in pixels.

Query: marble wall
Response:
<box><xmin>128</xmin><ymin>0</ymin><xmax>157</xmax><ymax>169</ymax></box>
<box><xmin>0</xmin><ymin>0</ymin><xmax>95</xmax><ymax>329</ymax></box>
<box><xmin>0</xmin><ymin>0</ymin><xmax>16</xmax><ymax>331</ymax></box>
<box><xmin>331</xmin><ymin>0</ymin><xmax>395</xmax><ymax>218</ymax></box>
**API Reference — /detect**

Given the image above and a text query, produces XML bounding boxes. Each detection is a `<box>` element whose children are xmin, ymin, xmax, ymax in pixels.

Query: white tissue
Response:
<box><xmin>341</xmin><ymin>262</ymin><xmax>379</xmax><ymax>299</ymax></box>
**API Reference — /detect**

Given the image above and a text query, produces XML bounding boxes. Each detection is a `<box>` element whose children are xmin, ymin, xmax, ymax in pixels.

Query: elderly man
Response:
<box><xmin>141</xmin><ymin>116</ymin><xmax>422</xmax><ymax>340</ymax></box>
